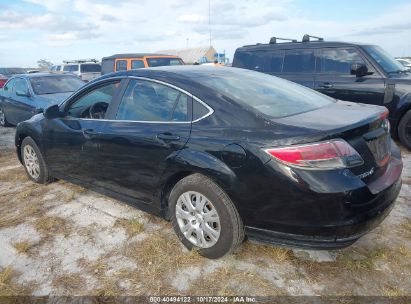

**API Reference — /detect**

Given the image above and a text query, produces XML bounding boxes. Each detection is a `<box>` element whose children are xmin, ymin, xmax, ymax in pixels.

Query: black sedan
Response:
<box><xmin>15</xmin><ymin>67</ymin><xmax>402</xmax><ymax>258</ymax></box>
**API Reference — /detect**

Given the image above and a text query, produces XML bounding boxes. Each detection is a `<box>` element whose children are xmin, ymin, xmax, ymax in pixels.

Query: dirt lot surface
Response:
<box><xmin>0</xmin><ymin>127</ymin><xmax>410</xmax><ymax>297</ymax></box>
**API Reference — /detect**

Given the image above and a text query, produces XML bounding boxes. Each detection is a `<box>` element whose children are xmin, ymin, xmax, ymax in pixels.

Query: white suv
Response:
<box><xmin>51</xmin><ymin>59</ymin><xmax>101</xmax><ymax>82</ymax></box>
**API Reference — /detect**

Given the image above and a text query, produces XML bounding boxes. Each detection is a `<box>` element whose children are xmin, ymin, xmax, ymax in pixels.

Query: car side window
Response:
<box><xmin>318</xmin><ymin>48</ymin><xmax>367</xmax><ymax>74</ymax></box>
<box><xmin>67</xmin><ymin>81</ymin><xmax>120</xmax><ymax>119</ymax></box>
<box><xmin>283</xmin><ymin>49</ymin><xmax>315</xmax><ymax>73</ymax></box>
<box><xmin>63</xmin><ymin>65</ymin><xmax>79</xmax><ymax>72</ymax></box>
<box><xmin>116</xmin><ymin>79</ymin><xmax>190</xmax><ymax>122</ymax></box>
<box><xmin>3</xmin><ymin>79</ymin><xmax>15</xmax><ymax>94</ymax></box>
<box><xmin>193</xmin><ymin>100</ymin><xmax>209</xmax><ymax>121</ymax></box>
<box><xmin>234</xmin><ymin>51</ymin><xmax>283</xmax><ymax>73</ymax></box>
<box><xmin>131</xmin><ymin>60</ymin><xmax>145</xmax><ymax>69</ymax></box>
<box><xmin>13</xmin><ymin>78</ymin><xmax>29</xmax><ymax>96</ymax></box>
<box><xmin>116</xmin><ymin>60</ymin><xmax>127</xmax><ymax>71</ymax></box>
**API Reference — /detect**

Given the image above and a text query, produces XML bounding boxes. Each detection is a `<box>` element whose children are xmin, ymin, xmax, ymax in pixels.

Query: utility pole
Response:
<box><xmin>208</xmin><ymin>0</ymin><xmax>212</xmax><ymax>47</ymax></box>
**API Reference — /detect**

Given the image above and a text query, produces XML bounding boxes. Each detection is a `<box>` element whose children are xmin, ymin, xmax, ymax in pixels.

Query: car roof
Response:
<box><xmin>102</xmin><ymin>53</ymin><xmax>180</xmax><ymax>60</ymax></box>
<box><xmin>236</xmin><ymin>41</ymin><xmax>374</xmax><ymax>51</ymax></box>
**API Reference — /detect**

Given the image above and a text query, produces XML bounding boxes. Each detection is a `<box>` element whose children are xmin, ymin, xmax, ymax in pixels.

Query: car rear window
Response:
<box><xmin>63</xmin><ymin>65</ymin><xmax>79</xmax><ymax>72</ymax></box>
<box><xmin>30</xmin><ymin>76</ymin><xmax>85</xmax><ymax>95</ymax></box>
<box><xmin>199</xmin><ymin>68</ymin><xmax>333</xmax><ymax>118</ymax></box>
<box><xmin>147</xmin><ymin>58</ymin><xmax>184</xmax><ymax>67</ymax></box>
<box><xmin>80</xmin><ymin>64</ymin><xmax>101</xmax><ymax>73</ymax></box>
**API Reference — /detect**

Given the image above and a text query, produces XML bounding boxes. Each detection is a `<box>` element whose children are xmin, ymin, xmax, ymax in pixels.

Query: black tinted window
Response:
<box><xmin>116</xmin><ymin>60</ymin><xmax>127</xmax><ymax>71</ymax></box>
<box><xmin>318</xmin><ymin>48</ymin><xmax>366</xmax><ymax>74</ymax></box>
<box><xmin>80</xmin><ymin>64</ymin><xmax>101</xmax><ymax>73</ymax></box>
<box><xmin>193</xmin><ymin>100</ymin><xmax>209</xmax><ymax>120</ymax></box>
<box><xmin>234</xmin><ymin>51</ymin><xmax>283</xmax><ymax>73</ymax></box>
<box><xmin>63</xmin><ymin>65</ymin><xmax>78</xmax><ymax>72</ymax></box>
<box><xmin>116</xmin><ymin>80</ymin><xmax>189</xmax><ymax>122</ymax></box>
<box><xmin>283</xmin><ymin>50</ymin><xmax>315</xmax><ymax>73</ymax></box>
<box><xmin>147</xmin><ymin>58</ymin><xmax>183</xmax><ymax>67</ymax></box>
<box><xmin>68</xmin><ymin>81</ymin><xmax>120</xmax><ymax>118</ymax></box>
<box><xmin>131</xmin><ymin>60</ymin><xmax>145</xmax><ymax>69</ymax></box>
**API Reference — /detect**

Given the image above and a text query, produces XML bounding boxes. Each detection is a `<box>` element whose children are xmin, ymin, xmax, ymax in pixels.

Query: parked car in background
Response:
<box><xmin>50</xmin><ymin>59</ymin><xmax>101</xmax><ymax>82</ymax></box>
<box><xmin>396</xmin><ymin>58</ymin><xmax>411</xmax><ymax>71</ymax></box>
<box><xmin>101</xmin><ymin>53</ymin><xmax>184</xmax><ymax>75</ymax></box>
<box><xmin>0</xmin><ymin>68</ymin><xmax>28</xmax><ymax>88</ymax></box>
<box><xmin>232</xmin><ymin>34</ymin><xmax>411</xmax><ymax>149</ymax></box>
<box><xmin>0</xmin><ymin>73</ymin><xmax>84</xmax><ymax>126</ymax></box>
<box><xmin>15</xmin><ymin>67</ymin><xmax>402</xmax><ymax>258</ymax></box>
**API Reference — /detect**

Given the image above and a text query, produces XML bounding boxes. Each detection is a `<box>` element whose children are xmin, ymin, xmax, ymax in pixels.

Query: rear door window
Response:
<box><xmin>116</xmin><ymin>79</ymin><xmax>190</xmax><ymax>122</ymax></box>
<box><xmin>318</xmin><ymin>48</ymin><xmax>367</xmax><ymax>74</ymax></box>
<box><xmin>234</xmin><ymin>51</ymin><xmax>283</xmax><ymax>73</ymax></box>
<box><xmin>116</xmin><ymin>60</ymin><xmax>127</xmax><ymax>71</ymax></box>
<box><xmin>283</xmin><ymin>50</ymin><xmax>315</xmax><ymax>73</ymax></box>
<box><xmin>131</xmin><ymin>60</ymin><xmax>145</xmax><ymax>69</ymax></box>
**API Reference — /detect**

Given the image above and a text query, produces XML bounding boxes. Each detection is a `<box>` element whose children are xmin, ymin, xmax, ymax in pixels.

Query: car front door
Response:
<box><xmin>0</xmin><ymin>79</ymin><xmax>16</xmax><ymax>124</ymax></box>
<box><xmin>95</xmin><ymin>78</ymin><xmax>192</xmax><ymax>205</ymax></box>
<box><xmin>314</xmin><ymin>47</ymin><xmax>385</xmax><ymax>105</ymax></box>
<box><xmin>8</xmin><ymin>78</ymin><xmax>36</xmax><ymax>124</ymax></box>
<box><xmin>44</xmin><ymin>79</ymin><xmax>123</xmax><ymax>183</ymax></box>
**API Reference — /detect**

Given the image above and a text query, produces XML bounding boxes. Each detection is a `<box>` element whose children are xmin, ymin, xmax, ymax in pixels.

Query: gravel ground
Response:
<box><xmin>0</xmin><ymin>126</ymin><xmax>410</xmax><ymax>297</ymax></box>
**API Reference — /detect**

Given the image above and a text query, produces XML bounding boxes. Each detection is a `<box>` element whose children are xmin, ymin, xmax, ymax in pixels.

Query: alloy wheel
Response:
<box><xmin>23</xmin><ymin>145</ymin><xmax>40</xmax><ymax>179</ymax></box>
<box><xmin>175</xmin><ymin>191</ymin><xmax>221</xmax><ymax>248</ymax></box>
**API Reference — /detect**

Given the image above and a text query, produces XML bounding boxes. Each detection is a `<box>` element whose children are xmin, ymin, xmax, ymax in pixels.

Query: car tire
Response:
<box><xmin>169</xmin><ymin>173</ymin><xmax>244</xmax><ymax>259</ymax></box>
<box><xmin>0</xmin><ymin>106</ymin><xmax>10</xmax><ymax>127</ymax></box>
<box><xmin>398</xmin><ymin>109</ymin><xmax>411</xmax><ymax>150</ymax></box>
<box><xmin>21</xmin><ymin>137</ymin><xmax>53</xmax><ymax>184</ymax></box>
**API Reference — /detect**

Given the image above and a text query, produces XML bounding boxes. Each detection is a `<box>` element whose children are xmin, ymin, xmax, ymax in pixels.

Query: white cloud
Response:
<box><xmin>177</xmin><ymin>14</ymin><xmax>206</xmax><ymax>23</ymax></box>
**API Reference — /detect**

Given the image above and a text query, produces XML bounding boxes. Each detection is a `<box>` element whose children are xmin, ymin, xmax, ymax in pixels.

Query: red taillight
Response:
<box><xmin>265</xmin><ymin>140</ymin><xmax>364</xmax><ymax>169</ymax></box>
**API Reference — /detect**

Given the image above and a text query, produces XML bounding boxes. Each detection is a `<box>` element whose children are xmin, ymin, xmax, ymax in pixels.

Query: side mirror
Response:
<box><xmin>350</xmin><ymin>63</ymin><xmax>369</xmax><ymax>77</ymax></box>
<box><xmin>44</xmin><ymin>105</ymin><xmax>61</xmax><ymax>119</ymax></box>
<box><xmin>16</xmin><ymin>90</ymin><xmax>30</xmax><ymax>97</ymax></box>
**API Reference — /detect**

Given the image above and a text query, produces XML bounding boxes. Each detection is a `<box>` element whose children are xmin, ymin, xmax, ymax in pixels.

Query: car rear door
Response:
<box><xmin>94</xmin><ymin>78</ymin><xmax>192</xmax><ymax>205</ymax></box>
<box><xmin>314</xmin><ymin>47</ymin><xmax>385</xmax><ymax>105</ymax></box>
<box><xmin>281</xmin><ymin>49</ymin><xmax>316</xmax><ymax>88</ymax></box>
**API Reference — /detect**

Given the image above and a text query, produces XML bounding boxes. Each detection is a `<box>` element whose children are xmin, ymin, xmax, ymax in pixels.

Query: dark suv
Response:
<box><xmin>232</xmin><ymin>35</ymin><xmax>411</xmax><ymax>149</ymax></box>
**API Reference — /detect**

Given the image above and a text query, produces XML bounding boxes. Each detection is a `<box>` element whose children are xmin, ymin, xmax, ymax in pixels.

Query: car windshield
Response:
<box><xmin>147</xmin><ymin>58</ymin><xmax>184</xmax><ymax>67</ymax></box>
<box><xmin>80</xmin><ymin>64</ymin><xmax>101</xmax><ymax>73</ymax></box>
<box><xmin>199</xmin><ymin>68</ymin><xmax>333</xmax><ymax>118</ymax></box>
<box><xmin>30</xmin><ymin>76</ymin><xmax>84</xmax><ymax>95</ymax></box>
<box><xmin>362</xmin><ymin>45</ymin><xmax>407</xmax><ymax>74</ymax></box>
<box><xmin>0</xmin><ymin>68</ymin><xmax>27</xmax><ymax>75</ymax></box>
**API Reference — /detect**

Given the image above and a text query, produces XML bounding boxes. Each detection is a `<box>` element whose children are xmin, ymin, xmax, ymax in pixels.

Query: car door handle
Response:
<box><xmin>82</xmin><ymin>128</ymin><xmax>97</xmax><ymax>138</ymax></box>
<box><xmin>319</xmin><ymin>82</ymin><xmax>333</xmax><ymax>89</ymax></box>
<box><xmin>157</xmin><ymin>133</ymin><xmax>180</xmax><ymax>141</ymax></box>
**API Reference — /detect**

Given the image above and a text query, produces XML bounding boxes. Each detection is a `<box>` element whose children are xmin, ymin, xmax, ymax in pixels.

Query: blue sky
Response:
<box><xmin>0</xmin><ymin>0</ymin><xmax>410</xmax><ymax>67</ymax></box>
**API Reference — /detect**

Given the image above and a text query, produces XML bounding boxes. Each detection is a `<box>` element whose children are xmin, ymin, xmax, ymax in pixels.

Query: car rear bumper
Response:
<box><xmin>245</xmin><ymin>172</ymin><xmax>401</xmax><ymax>250</ymax></box>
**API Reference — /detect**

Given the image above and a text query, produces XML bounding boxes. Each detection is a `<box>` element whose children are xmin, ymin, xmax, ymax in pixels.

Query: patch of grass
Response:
<box><xmin>381</xmin><ymin>285</ymin><xmax>404</xmax><ymax>297</ymax></box>
<box><xmin>400</xmin><ymin>219</ymin><xmax>411</xmax><ymax>233</ymax></box>
<box><xmin>123</xmin><ymin>233</ymin><xmax>204</xmax><ymax>281</ymax></box>
<box><xmin>12</xmin><ymin>241</ymin><xmax>32</xmax><ymax>254</ymax></box>
<box><xmin>96</xmin><ymin>279</ymin><xmax>123</xmax><ymax>297</ymax></box>
<box><xmin>35</xmin><ymin>215</ymin><xmax>70</xmax><ymax>235</ymax></box>
<box><xmin>0</xmin><ymin>167</ymin><xmax>27</xmax><ymax>182</ymax></box>
<box><xmin>52</xmin><ymin>274</ymin><xmax>85</xmax><ymax>295</ymax></box>
<box><xmin>338</xmin><ymin>248</ymin><xmax>388</xmax><ymax>271</ymax></box>
<box><xmin>77</xmin><ymin>258</ymin><xmax>108</xmax><ymax>275</ymax></box>
<box><xmin>0</xmin><ymin>204</ymin><xmax>42</xmax><ymax>229</ymax></box>
<box><xmin>0</xmin><ymin>267</ymin><xmax>27</xmax><ymax>296</ymax></box>
<box><xmin>234</xmin><ymin>241</ymin><xmax>295</xmax><ymax>263</ymax></box>
<box><xmin>115</xmin><ymin>218</ymin><xmax>144</xmax><ymax>237</ymax></box>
